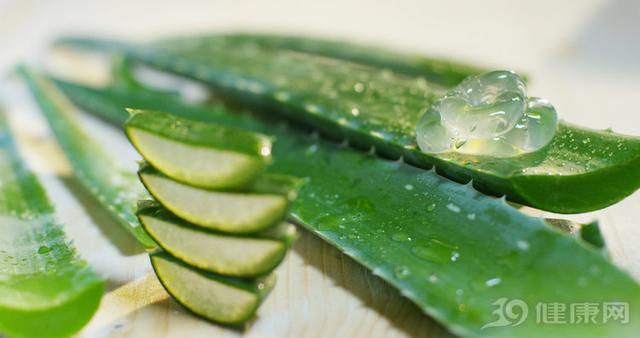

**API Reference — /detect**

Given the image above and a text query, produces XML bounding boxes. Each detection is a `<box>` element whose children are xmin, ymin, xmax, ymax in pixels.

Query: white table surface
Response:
<box><xmin>0</xmin><ymin>0</ymin><xmax>639</xmax><ymax>337</ymax></box>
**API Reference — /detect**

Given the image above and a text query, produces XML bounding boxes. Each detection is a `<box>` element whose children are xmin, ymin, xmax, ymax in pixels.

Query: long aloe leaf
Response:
<box><xmin>18</xmin><ymin>66</ymin><xmax>156</xmax><ymax>248</ymax></box>
<box><xmin>0</xmin><ymin>104</ymin><xmax>103</xmax><ymax>337</ymax></box>
<box><xmin>157</xmin><ymin>33</ymin><xmax>485</xmax><ymax>86</ymax></box>
<box><xmin>55</xmin><ymin>36</ymin><xmax>640</xmax><ymax>214</ymax></box>
<box><xmin>51</xmin><ymin>75</ymin><xmax>640</xmax><ymax>337</ymax></box>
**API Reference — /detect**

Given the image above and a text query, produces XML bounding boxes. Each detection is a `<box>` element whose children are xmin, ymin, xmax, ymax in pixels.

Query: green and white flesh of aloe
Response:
<box><xmin>150</xmin><ymin>252</ymin><xmax>275</xmax><ymax>326</ymax></box>
<box><xmin>126</xmin><ymin>108</ymin><xmax>273</xmax><ymax>189</ymax></box>
<box><xmin>138</xmin><ymin>202</ymin><xmax>295</xmax><ymax>276</ymax></box>
<box><xmin>138</xmin><ymin>163</ymin><xmax>290</xmax><ymax>234</ymax></box>
<box><xmin>20</xmin><ymin>67</ymin><xmax>294</xmax><ymax>326</ymax></box>
<box><xmin>47</xmin><ymin>67</ymin><xmax>640</xmax><ymax>337</ymax></box>
<box><xmin>0</xmin><ymin>105</ymin><xmax>103</xmax><ymax>338</ymax></box>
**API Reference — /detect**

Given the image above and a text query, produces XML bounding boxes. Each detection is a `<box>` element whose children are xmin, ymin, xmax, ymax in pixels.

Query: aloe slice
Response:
<box><xmin>55</xmin><ymin>36</ymin><xmax>640</xmax><ymax>213</ymax></box>
<box><xmin>126</xmin><ymin>108</ymin><xmax>272</xmax><ymax>189</ymax></box>
<box><xmin>138</xmin><ymin>203</ymin><xmax>290</xmax><ymax>276</ymax></box>
<box><xmin>0</xmin><ymin>105</ymin><xmax>103</xmax><ymax>338</ymax></box>
<box><xmin>138</xmin><ymin>165</ymin><xmax>288</xmax><ymax>233</ymax></box>
<box><xmin>51</xmin><ymin>76</ymin><xmax>640</xmax><ymax>337</ymax></box>
<box><xmin>150</xmin><ymin>252</ymin><xmax>275</xmax><ymax>326</ymax></box>
<box><xmin>18</xmin><ymin>66</ymin><xmax>156</xmax><ymax>248</ymax></box>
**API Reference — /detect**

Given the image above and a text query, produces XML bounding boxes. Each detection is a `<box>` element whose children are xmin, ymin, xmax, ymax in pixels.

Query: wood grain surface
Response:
<box><xmin>1</xmin><ymin>0</ymin><xmax>639</xmax><ymax>337</ymax></box>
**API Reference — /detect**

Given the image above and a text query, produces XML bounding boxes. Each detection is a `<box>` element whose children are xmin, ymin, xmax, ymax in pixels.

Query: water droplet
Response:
<box><xmin>394</xmin><ymin>266</ymin><xmax>410</xmax><ymax>279</ymax></box>
<box><xmin>427</xmin><ymin>203</ymin><xmax>436</xmax><ymax>212</ymax></box>
<box><xmin>516</xmin><ymin>240</ymin><xmax>529</xmax><ymax>251</ymax></box>
<box><xmin>404</xmin><ymin>184</ymin><xmax>414</xmax><ymax>191</ymax></box>
<box><xmin>450</xmin><ymin>251</ymin><xmax>460</xmax><ymax>262</ymax></box>
<box><xmin>446</xmin><ymin>203</ymin><xmax>461</xmax><ymax>213</ymax></box>
<box><xmin>427</xmin><ymin>273</ymin><xmax>439</xmax><ymax>283</ymax></box>
<box><xmin>392</xmin><ymin>232</ymin><xmax>412</xmax><ymax>242</ymax></box>
<box><xmin>466</xmin><ymin>213</ymin><xmax>476</xmax><ymax>220</ymax></box>
<box><xmin>485</xmin><ymin>277</ymin><xmax>502</xmax><ymax>287</ymax></box>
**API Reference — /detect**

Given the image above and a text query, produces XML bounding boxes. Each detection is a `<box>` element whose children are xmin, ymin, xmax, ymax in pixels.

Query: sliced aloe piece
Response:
<box><xmin>126</xmin><ymin>108</ymin><xmax>272</xmax><ymax>189</ymax></box>
<box><xmin>138</xmin><ymin>165</ymin><xmax>288</xmax><ymax>233</ymax></box>
<box><xmin>18</xmin><ymin>66</ymin><xmax>156</xmax><ymax>248</ymax></box>
<box><xmin>0</xmin><ymin>105</ymin><xmax>103</xmax><ymax>338</ymax></box>
<box><xmin>52</xmin><ymin>76</ymin><xmax>640</xmax><ymax>338</ymax></box>
<box><xmin>138</xmin><ymin>204</ymin><xmax>291</xmax><ymax>276</ymax></box>
<box><xmin>150</xmin><ymin>252</ymin><xmax>275</xmax><ymax>326</ymax></box>
<box><xmin>55</xmin><ymin>36</ymin><xmax>640</xmax><ymax>213</ymax></box>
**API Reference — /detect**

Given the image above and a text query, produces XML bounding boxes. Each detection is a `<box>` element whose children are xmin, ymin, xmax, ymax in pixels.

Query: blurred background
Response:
<box><xmin>0</xmin><ymin>1</ymin><xmax>638</xmax><ymax>337</ymax></box>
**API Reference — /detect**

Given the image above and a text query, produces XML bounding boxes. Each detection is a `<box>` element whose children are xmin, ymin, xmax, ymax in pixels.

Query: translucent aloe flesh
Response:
<box><xmin>138</xmin><ymin>165</ymin><xmax>289</xmax><ymax>234</ymax></box>
<box><xmin>150</xmin><ymin>253</ymin><xmax>276</xmax><ymax>326</ymax></box>
<box><xmin>138</xmin><ymin>204</ymin><xmax>289</xmax><ymax>277</ymax></box>
<box><xmin>18</xmin><ymin>66</ymin><xmax>156</xmax><ymax>248</ymax></box>
<box><xmin>0</xmin><ymin>106</ymin><xmax>103</xmax><ymax>338</ymax></box>
<box><xmin>55</xmin><ymin>35</ymin><xmax>640</xmax><ymax>213</ymax></box>
<box><xmin>126</xmin><ymin>109</ymin><xmax>272</xmax><ymax>189</ymax></box>
<box><xmin>50</xmin><ymin>76</ymin><xmax>640</xmax><ymax>337</ymax></box>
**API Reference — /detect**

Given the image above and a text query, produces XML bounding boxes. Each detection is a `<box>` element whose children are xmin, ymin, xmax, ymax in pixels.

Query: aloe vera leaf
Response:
<box><xmin>0</xmin><ymin>105</ymin><xmax>103</xmax><ymax>338</ymax></box>
<box><xmin>138</xmin><ymin>204</ymin><xmax>290</xmax><ymax>277</ymax></box>
<box><xmin>54</xmin><ymin>36</ymin><xmax>640</xmax><ymax>214</ymax></box>
<box><xmin>52</xmin><ymin>77</ymin><xmax>640</xmax><ymax>338</ymax></box>
<box><xmin>18</xmin><ymin>66</ymin><xmax>156</xmax><ymax>248</ymax></box>
<box><xmin>155</xmin><ymin>33</ymin><xmax>485</xmax><ymax>86</ymax></box>
<box><xmin>138</xmin><ymin>165</ymin><xmax>289</xmax><ymax>234</ymax></box>
<box><xmin>126</xmin><ymin>108</ymin><xmax>272</xmax><ymax>189</ymax></box>
<box><xmin>150</xmin><ymin>252</ymin><xmax>276</xmax><ymax>326</ymax></box>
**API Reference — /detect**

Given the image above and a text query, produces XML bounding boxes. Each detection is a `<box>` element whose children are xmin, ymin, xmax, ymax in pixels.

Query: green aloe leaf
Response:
<box><xmin>18</xmin><ymin>66</ymin><xmax>156</xmax><ymax>249</ymax></box>
<box><xmin>157</xmin><ymin>33</ymin><xmax>485</xmax><ymax>86</ymax></box>
<box><xmin>0</xmin><ymin>105</ymin><xmax>103</xmax><ymax>337</ymax></box>
<box><xmin>54</xmin><ymin>35</ymin><xmax>640</xmax><ymax>214</ymax></box>
<box><xmin>51</xmin><ymin>75</ymin><xmax>640</xmax><ymax>337</ymax></box>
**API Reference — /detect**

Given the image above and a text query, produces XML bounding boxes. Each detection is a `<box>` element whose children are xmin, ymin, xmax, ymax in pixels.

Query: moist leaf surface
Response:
<box><xmin>52</xmin><ymin>76</ymin><xmax>640</xmax><ymax>338</ymax></box>
<box><xmin>0</xmin><ymin>104</ymin><xmax>103</xmax><ymax>338</ymax></box>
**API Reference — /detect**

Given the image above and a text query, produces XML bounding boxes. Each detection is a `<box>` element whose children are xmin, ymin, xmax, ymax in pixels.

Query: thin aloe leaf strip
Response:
<box><xmin>138</xmin><ymin>204</ymin><xmax>289</xmax><ymax>276</ymax></box>
<box><xmin>126</xmin><ymin>108</ymin><xmax>272</xmax><ymax>189</ymax></box>
<box><xmin>19</xmin><ymin>66</ymin><xmax>156</xmax><ymax>248</ymax></box>
<box><xmin>55</xmin><ymin>36</ymin><xmax>640</xmax><ymax>214</ymax></box>
<box><xmin>150</xmin><ymin>252</ymin><xmax>276</xmax><ymax>326</ymax></box>
<box><xmin>53</xmin><ymin>77</ymin><xmax>640</xmax><ymax>338</ymax></box>
<box><xmin>0</xmin><ymin>105</ymin><xmax>103</xmax><ymax>338</ymax></box>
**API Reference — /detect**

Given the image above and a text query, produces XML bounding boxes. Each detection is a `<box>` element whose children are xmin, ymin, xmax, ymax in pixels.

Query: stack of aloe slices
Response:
<box><xmin>0</xmin><ymin>104</ymin><xmax>103</xmax><ymax>338</ymax></box>
<box><xmin>127</xmin><ymin>109</ymin><xmax>298</xmax><ymax>325</ymax></box>
<box><xmin>18</xmin><ymin>67</ymin><xmax>299</xmax><ymax>327</ymax></box>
